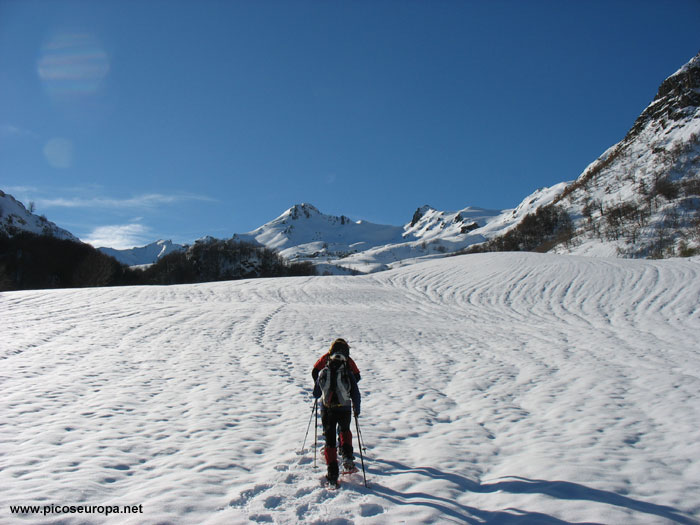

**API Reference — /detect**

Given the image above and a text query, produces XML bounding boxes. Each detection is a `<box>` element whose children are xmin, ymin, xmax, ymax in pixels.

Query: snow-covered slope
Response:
<box><xmin>0</xmin><ymin>190</ymin><xmax>79</xmax><ymax>241</ymax></box>
<box><xmin>98</xmin><ymin>240</ymin><xmax>184</xmax><ymax>266</ymax></box>
<box><xmin>2</xmin><ymin>252</ymin><xmax>699</xmax><ymax>524</ymax></box>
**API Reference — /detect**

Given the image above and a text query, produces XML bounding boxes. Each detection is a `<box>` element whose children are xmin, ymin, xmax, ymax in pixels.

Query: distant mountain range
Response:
<box><xmin>83</xmin><ymin>184</ymin><xmax>571</xmax><ymax>273</ymax></box>
<box><xmin>98</xmin><ymin>240</ymin><xmax>183</xmax><ymax>268</ymax></box>
<box><xmin>2</xmin><ymin>52</ymin><xmax>698</xmax><ymax>273</ymax></box>
<box><xmin>231</xmin><ymin>202</ymin><xmax>510</xmax><ymax>274</ymax></box>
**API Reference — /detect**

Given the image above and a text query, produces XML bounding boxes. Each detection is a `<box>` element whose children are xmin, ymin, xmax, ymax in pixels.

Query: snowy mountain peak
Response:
<box><xmin>259</xmin><ymin>203</ymin><xmax>356</xmax><ymax>233</ymax></box>
<box><xmin>233</xmin><ymin>204</ymin><xmax>404</xmax><ymax>265</ymax></box>
<box><xmin>195</xmin><ymin>235</ymin><xmax>217</xmax><ymax>244</ymax></box>
<box><xmin>409</xmin><ymin>205</ymin><xmax>435</xmax><ymax>227</ymax></box>
<box><xmin>627</xmin><ymin>52</ymin><xmax>700</xmax><ymax>142</ymax></box>
<box><xmin>98</xmin><ymin>239</ymin><xmax>185</xmax><ymax>266</ymax></box>
<box><xmin>270</xmin><ymin>203</ymin><xmax>353</xmax><ymax>228</ymax></box>
<box><xmin>669</xmin><ymin>51</ymin><xmax>700</xmax><ymax>82</ymax></box>
<box><xmin>284</xmin><ymin>203</ymin><xmax>322</xmax><ymax>220</ymax></box>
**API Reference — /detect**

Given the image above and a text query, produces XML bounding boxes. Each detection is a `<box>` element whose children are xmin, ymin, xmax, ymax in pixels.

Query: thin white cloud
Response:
<box><xmin>0</xmin><ymin>124</ymin><xmax>38</xmax><ymax>139</ymax></box>
<box><xmin>82</xmin><ymin>223</ymin><xmax>152</xmax><ymax>250</ymax></box>
<box><xmin>3</xmin><ymin>186</ymin><xmax>40</xmax><ymax>195</ymax></box>
<box><xmin>36</xmin><ymin>192</ymin><xmax>216</xmax><ymax>210</ymax></box>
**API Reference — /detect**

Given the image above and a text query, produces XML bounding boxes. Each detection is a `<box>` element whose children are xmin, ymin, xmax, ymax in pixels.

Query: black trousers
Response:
<box><xmin>321</xmin><ymin>407</ymin><xmax>353</xmax><ymax>459</ymax></box>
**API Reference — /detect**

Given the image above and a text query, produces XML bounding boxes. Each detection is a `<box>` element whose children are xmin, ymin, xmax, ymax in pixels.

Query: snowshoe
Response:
<box><xmin>326</xmin><ymin>461</ymin><xmax>339</xmax><ymax>487</ymax></box>
<box><xmin>324</xmin><ymin>474</ymin><xmax>340</xmax><ymax>489</ymax></box>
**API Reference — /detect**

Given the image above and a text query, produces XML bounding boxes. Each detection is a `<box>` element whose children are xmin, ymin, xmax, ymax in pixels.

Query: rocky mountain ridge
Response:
<box><xmin>549</xmin><ymin>52</ymin><xmax>700</xmax><ymax>258</ymax></box>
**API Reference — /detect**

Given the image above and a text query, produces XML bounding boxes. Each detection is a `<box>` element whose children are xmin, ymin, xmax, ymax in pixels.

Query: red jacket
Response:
<box><xmin>312</xmin><ymin>354</ymin><xmax>361</xmax><ymax>383</ymax></box>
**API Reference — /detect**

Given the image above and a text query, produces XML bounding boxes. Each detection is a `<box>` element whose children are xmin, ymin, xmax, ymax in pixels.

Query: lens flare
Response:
<box><xmin>43</xmin><ymin>137</ymin><xmax>74</xmax><ymax>169</ymax></box>
<box><xmin>37</xmin><ymin>33</ymin><xmax>110</xmax><ymax>97</ymax></box>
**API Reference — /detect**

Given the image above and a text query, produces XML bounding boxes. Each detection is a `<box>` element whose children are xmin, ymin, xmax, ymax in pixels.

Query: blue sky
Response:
<box><xmin>1</xmin><ymin>0</ymin><xmax>698</xmax><ymax>249</ymax></box>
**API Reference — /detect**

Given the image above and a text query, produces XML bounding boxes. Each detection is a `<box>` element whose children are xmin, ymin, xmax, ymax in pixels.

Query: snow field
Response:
<box><xmin>1</xmin><ymin>252</ymin><xmax>699</xmax><ymax>524</ymax></box>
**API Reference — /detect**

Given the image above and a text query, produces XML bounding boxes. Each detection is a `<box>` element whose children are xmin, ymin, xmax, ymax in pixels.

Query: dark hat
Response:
<box><xmin>329</xmin><ymin>338</ymin><xmax>350</xmax><ymax>357</ymax></box>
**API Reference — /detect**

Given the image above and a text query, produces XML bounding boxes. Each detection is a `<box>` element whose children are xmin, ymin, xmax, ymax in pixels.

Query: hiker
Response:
<box><xmin>313</xmin><ymin>347</ymin><xmax>361</xmax><ymax>486</ymax></box>
<box><xmin>312</xmin><ymin>338</ymin><xmax>361</xmax><ymax>383</ymax></box>
<box><xmin>311</xmin><ymin>338</ymin><xmax>362</xmax><ymax>469</ymax></box>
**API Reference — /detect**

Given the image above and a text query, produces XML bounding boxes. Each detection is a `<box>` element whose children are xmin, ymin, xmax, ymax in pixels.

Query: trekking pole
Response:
<box><xmin>355</xmin><ymin>415</ymin><xmax>367</xmax><ymax>453</ymax></box>
<box><xmin>314</xmin><ymin>399</ymin><xmax>318</xmax><ymax>468</ymax></box>
<box><xmin>300</xmin><ymin>399</ymin><xmax>317</xmax><ymax>455</ymax></box>
<box><xmin>354</xmin><ymin>413</ymin><xmax>368</xmax><ymax>487</ymax></box>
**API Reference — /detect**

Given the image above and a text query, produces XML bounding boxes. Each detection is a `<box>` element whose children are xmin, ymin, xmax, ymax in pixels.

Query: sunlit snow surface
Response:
<box><xmin>1</xmin><ymin>253</ymin><xmax>699</xmax><ymax>524</ymax></box>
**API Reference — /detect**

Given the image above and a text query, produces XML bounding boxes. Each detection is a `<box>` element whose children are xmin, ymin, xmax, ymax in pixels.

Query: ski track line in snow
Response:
<box><xmin>1</xmin><ymin>253</ymin><xmax>699</xmax><ymax>524</ymax></box>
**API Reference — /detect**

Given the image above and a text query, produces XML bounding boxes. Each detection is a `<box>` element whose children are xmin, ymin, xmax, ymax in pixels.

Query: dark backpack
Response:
<box><xmin>319</xmin><ymin>355</ymin><xmax>351</xmax><ymax>408</ymax></box>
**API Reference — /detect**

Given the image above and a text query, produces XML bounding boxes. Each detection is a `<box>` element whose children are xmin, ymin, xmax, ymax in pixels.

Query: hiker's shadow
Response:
<box><xmin>367</xmin><ymin>459</ymin><xmax>695</xmax><ymax>525</ymax></box>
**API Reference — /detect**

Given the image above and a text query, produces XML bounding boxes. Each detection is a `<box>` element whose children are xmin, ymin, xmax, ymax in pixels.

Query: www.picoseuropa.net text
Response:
<box><xmin>10</xmin><ymin>503</ymin><xmax>143</xmax><ymax>517</ymax></box>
